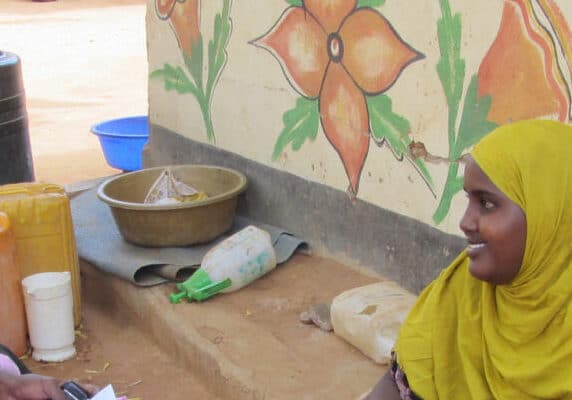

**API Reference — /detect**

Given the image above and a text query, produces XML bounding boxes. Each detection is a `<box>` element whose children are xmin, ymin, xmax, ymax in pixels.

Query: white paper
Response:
<box><xmin>91</xmin><ymin>384</ymin><xmax>117</xmax><ymax>400</ymax></box>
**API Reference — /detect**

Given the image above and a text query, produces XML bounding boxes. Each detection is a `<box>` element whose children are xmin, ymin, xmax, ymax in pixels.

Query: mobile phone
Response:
<box><xmin>61</xmin><ymin>381</ymin><xmax>91</xmax><ymax>400</ymax></box>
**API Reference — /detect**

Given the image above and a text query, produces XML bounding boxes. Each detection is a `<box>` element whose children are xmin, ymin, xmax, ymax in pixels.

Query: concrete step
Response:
<box><xmin>81</xmin><ymin>254</ymin><xmax>386</xmax><ymax>399</ymax></box>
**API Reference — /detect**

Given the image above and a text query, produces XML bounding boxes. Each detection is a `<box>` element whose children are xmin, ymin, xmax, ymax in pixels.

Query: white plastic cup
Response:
<box><xmin>21</xmin><ymin>272</ymin><xmax>76</xmax><ymax>362</ymax></box>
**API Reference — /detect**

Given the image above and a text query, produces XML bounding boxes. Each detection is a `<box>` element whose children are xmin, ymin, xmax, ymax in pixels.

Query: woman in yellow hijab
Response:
<box><xmin>367</xmin><ymin>119</ymin><xmax>572</xmax><ymax>399</ymax></box>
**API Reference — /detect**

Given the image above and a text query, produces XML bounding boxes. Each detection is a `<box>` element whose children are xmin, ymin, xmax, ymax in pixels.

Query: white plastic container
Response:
<box><xmin>170</xmin><ymin>225</ymin><xmax>277</xmax><ymax>303</ymax></box>
<box><xmin>330</xmin><ymin>281</ymin><xmax>417</xmax><ymax>365</ymax></box>
<box><xmin>22</xmin><ymin>271</ymin><xmax>76</xmax><ymax>362</ymax></box>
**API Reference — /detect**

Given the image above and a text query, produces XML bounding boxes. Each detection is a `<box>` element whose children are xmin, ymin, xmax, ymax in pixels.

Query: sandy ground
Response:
<box><xmin>1</xmin><ymin>0</ymin><xmax>148</xmax><ymax>184</ymax></box>
<box><xmin>25</xmin><ymin>280</ymin><xmax>215</xmax><ymax>399</ymax></box>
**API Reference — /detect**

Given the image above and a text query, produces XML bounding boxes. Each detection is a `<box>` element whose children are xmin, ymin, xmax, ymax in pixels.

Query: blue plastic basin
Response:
<box><xmin>91</xmin><ymin>116</ymin><xmax>149</xmax><ymax>172</ymax></box>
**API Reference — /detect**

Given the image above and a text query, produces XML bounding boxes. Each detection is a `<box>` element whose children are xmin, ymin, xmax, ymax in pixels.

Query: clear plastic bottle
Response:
<box><xmin>0</xmin><ymin>211</ymin><xmax>28</xmax><ymax>356</ymax></box>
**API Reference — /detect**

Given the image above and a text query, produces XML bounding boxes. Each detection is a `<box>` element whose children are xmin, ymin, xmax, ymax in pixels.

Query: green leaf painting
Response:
<box><xmin>272</xmin><ymin>97</ymin><xmax>320</xmax><ymax>161</ymax></box>
<box><xmin>368</xmin><ymin>95</ymin><xmax>434</xmax><ymax>194</ymax></box>
<box><xmin>151</xmin><ymin>0</ymin><xmax>233</xmax><ymax>144</ymax></box>
<box><xmin>432</xmin><ymin>0</ymin><xmax>497</xmax><ymax>224</ymax></box>
<box><xmin>455</xmin><ymin>77</ymin><xmax>497</xmax><ymax>155</ymax></box>
<box><xmin>150</xmin><ymin>64</ymin><xmax>198</xmax><ymax>97</ymax></box>
<box><xmin>207</xmin><ymin>1</ymin><xmax>232</xmax><ymax>100</ymax></box>
<box><xmin>185</xmin><ymin>35</ymin><xmax>204</xmax><ymax>93</ymax></box>
<box><xmin>436</xmin><ymin>0</ymin><xmax>465</xmax><ymax>131</ymax></box>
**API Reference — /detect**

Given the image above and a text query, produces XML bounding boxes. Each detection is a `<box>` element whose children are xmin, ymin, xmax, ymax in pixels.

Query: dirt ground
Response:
<box><xmin>24</xmin><ymin>287</ymin><xmax>215</xmax><ymax>399</ymax></box>
<box><xmin>1</xmin><ymin>0</ymin><xmax>148</xmax><ymax>185</ymax></box>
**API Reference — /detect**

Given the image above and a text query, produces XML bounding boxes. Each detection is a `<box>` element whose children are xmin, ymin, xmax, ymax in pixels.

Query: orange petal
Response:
<box><xmin>320</xmin><ymin>62</ymin><xmax>370</xmax><ymax>194</ymax></box>
<box><xmin>305</xmin><ymin>0</ymin><xmax>357</xmax><ymax>33</ymax></box>
<box><xmin>340</xmin><ymin>8</ymin><xmax>423</xmax><ymax>95</ymax></box>
<box><xmin>477</xmin><ymin>0</ymin><xmax>570</xmax><ymax>124</ymax></box>
<box><xmin>156</xmin><ymin>0</ymin><xmax>176</xmax><ymax>19</ymax></box>
<box><xmin>252</xmin><ymin>7</ymin><xmax>329</xmax><ymax>98</ymax></box>
<box><xmin>169</xmin><ymin>0</ymin><xmax>200</xmax><ymax>56</ymax></box>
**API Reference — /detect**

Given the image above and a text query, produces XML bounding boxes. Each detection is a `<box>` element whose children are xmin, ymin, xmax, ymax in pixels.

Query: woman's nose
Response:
<box><xmin>459</xmin><ymin>204</ymin><xmax>477</xmax><ymax>234</ymax></box>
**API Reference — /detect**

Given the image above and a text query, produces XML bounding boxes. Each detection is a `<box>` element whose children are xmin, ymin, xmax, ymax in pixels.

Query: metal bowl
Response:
<box><xmin>97</xmin><ymin>165</ymin><xmax>247</xmax><ymax>247</ymax></box>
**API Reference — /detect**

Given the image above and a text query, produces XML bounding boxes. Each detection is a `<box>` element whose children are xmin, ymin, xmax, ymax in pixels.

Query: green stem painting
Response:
<box><xmin>151</xmin><ymin>0</ymin><xmax>232</xmax><ymax>144</ymax></box>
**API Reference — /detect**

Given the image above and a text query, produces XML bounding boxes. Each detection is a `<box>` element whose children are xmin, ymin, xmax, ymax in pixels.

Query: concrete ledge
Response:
<box><xmin>145</xmin><ymin>125</ymin><xmax>465</xmax><ymax>293</ymax></box>
<box><xmin>81</xmin><ymin>254</ymin><xmax>386</xmax><ymax>399</ymax></box>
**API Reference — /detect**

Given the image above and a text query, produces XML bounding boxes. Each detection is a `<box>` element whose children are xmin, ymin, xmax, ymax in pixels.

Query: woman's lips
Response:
<box><xmin>466</xmin><ymin>243</ymin><xmax>486</xmax><ymax>258</ymax></box>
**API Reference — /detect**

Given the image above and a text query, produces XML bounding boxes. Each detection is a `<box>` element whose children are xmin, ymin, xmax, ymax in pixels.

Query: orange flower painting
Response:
<box><xmin>155</xmin><ymin>0</ymin><xmax>200</xmax><ymax>57</ymax></box>
<box><xmin>253</xmin><ymin>0</ymin><xmax>424</xmax><ymax>195</ymax></box>
<box><xmin>478</xmin><ymin>0</ymin><xmax>572</xmax><ymax>124</ymax></box>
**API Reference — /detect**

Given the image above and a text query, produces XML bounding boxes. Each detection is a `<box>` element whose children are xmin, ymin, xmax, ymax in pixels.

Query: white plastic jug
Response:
<box><xmin>330</xmin><ymin>281</ymin><xmax>417</xmax><ymax>365</ymax></box>
<box><xmin>22</xmin><ymin>271</ymin><xmax>76</xmax><ymax>362</ymax></box>
<box><xmin>203</xmin><ymin>225</ymin><xmax>277</xmax><ymax>292</ymax></box>
<box><xmin>171</xmin><ymin>225</ymin><xmax>277</xmax><ymax>303</ymax></box>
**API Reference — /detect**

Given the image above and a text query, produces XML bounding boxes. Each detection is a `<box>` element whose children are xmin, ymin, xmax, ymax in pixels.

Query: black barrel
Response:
<box><xmin>0</xmin><ymin>51</ymin><xmax>34</xmax><ymax>184</ymax></box>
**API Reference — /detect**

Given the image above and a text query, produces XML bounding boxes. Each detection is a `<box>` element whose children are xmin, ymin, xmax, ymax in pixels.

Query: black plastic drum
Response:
<box><xmin>0</xmin><ymin>51</ymin><xmax>34</xmax><ymax>184</ymax></box>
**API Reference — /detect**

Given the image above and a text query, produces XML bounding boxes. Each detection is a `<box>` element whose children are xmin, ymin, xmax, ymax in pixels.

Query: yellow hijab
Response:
<box><xmin>394</xmin><ymin>120</ymin><xmax>572</xmax><ymax>399</ymax></box>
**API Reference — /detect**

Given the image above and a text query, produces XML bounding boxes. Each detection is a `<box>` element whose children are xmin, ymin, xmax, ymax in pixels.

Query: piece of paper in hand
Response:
<box><xmin>90</xmin><ymin>384</ymin><xmax>117</xmax><ymax>400</ymax></box>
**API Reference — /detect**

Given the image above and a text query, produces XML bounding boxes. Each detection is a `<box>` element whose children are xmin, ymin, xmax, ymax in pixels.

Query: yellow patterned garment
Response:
<box><xmin>394</xmin><ymin>120</ymin><xmax>572</xmax><ymax>399</ymax></box>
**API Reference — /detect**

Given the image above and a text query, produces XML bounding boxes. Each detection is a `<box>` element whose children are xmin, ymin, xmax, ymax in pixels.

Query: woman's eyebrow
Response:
<box><xmin>463</xmin><ymin>188</ymin><xmax>498</xmax><ymax>198</ymax></box>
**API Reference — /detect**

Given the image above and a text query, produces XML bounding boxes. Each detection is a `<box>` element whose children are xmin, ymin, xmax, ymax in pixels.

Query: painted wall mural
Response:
<box><xmin>430</xmin><ymin>0</ymin><xmax>572</xmax><ymax>223</ymax></box>
<box><xmin>147</xmin><ymin>0</ymin><xmax>572</xmax><ymax>230</ymax></box>
<box><xmin>151</xmin><ymin>0</ymin><xmax>232</xmax><ymax>143</ymax></box>
<box><xmin>251</xmin><ymin>0</ymin><xmax>572</xmax><ymax>222</ymax></box>
<box><xmin>251</xmin><ymin>0</ymin><xmax>435</xmax><ymax>199</ymax></box>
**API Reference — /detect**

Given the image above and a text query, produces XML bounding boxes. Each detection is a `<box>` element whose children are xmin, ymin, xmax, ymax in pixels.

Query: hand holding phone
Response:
<box><xmin>61</xmin><ymin>381</ymin><xmax>91</xmax><ymax>400</ymax></box>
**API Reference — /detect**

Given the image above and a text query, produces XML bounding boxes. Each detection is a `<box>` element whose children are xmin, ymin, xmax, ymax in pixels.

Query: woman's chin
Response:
<box><xmin>468</xmin><ymin>261</ymin><xmax>493</xmax><ymax>283</ymax></box>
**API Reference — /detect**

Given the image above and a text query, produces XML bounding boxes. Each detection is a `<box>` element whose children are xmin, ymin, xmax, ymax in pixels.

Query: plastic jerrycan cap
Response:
<box><xmin>170</xmin><ymin>269</ymin><xmax>231</xmax><ymax>303</ymax></box>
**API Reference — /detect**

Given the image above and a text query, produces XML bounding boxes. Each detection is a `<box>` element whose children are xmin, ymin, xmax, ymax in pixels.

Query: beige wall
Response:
<box><xmin>147</xmin><ymin>0</ymin><xmax>572</xmax><ymax>235</ymax></box>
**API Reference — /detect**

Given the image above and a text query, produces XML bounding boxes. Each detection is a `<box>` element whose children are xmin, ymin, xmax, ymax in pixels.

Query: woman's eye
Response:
<box><xmin>480</xmin><ymin>198</ymin><xmax>494</xmax><ymax>210</ymax></box>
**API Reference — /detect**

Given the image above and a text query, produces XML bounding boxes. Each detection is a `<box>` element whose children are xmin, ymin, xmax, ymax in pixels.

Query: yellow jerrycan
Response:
<box><xmin>0</xmin><ymin>183</ymin><xmax>81</xmax><ymax>326</ymax></box>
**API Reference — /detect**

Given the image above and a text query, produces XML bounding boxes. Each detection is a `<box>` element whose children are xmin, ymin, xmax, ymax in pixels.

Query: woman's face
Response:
<box><xmin>459</xmin><ymin>157</ymin><xmax>527</xmax><ymax>285</ymax></box>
